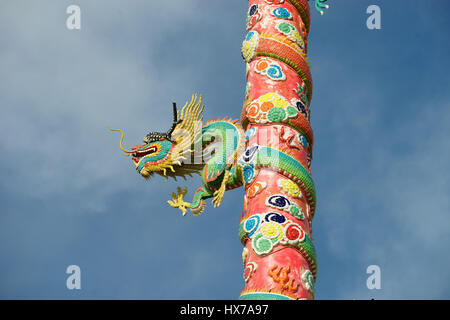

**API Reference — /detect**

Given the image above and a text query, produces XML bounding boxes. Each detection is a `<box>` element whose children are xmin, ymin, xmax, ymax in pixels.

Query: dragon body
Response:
<box><xmin>110</xmin><ymin>95</ymin><xmax>246</xmax><ymax>215</ymax></box>
<box><xmin>110</xmin><ymin>94</ymin><xmax>317</xmax><ymax>218</ymax></box>
<box><xmin>241</xmin><ymin>145</ymin><xmax>316</xmax><ymax>217</ymax></box>
<box><xmin>171</xmin><ymin>118</ymin><xmax>246</xmax><ymax>215</ymax></box>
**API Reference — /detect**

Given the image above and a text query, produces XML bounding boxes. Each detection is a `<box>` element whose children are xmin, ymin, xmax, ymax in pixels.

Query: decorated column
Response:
<box><xmin>239</xmin><ymin>0</ymin><xmax>327</xmax><ymax>300</ymax></box>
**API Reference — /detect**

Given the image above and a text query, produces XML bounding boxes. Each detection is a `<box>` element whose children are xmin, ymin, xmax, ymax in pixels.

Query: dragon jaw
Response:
<box><xmin>130</xmin><ymin>139</ymin><xmax>180</xmax><ymax>179</ymax></box>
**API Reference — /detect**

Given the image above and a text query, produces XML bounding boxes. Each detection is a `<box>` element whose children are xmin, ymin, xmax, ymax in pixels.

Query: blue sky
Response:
<box><xmin>1</xmin><ymin>0</ymin><xmax>449</xmax><ymax>299</ymax></box>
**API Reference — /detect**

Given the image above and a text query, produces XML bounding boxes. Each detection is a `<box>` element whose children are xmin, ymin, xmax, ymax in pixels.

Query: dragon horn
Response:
<box><xmin>109</xmin><ymin>126</ymin><xmax>135</xmax><ymax>153</ymax></box>
<box><xmin>167</xmin><ymin>102</ymin><xmax>181</xmax><ymax>137</ymax></box>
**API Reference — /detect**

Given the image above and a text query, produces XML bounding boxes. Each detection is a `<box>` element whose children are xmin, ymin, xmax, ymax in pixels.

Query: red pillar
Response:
<box><xmin>239</xmin><ymin>0</ymin><xmax>317</xmax><ymax>300</ymax></box>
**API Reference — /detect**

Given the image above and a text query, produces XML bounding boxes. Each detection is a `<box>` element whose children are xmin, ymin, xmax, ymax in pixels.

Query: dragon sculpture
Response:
<box><xmin>110</xmin><ymin>94</ymin><xmax>245</xmax><ymax>216</ymax></box>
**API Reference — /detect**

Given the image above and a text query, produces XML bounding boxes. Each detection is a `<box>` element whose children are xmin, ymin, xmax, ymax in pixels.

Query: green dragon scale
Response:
<box><xmin>240</xmin><ymin>144</ymin><xmax>316</xmax><ymax>218</ymax></box>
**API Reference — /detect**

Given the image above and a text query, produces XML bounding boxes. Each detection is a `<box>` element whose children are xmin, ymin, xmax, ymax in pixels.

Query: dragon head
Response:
<box><xmin>110</xmin><ymin>94</ymin><xmax>205</xmax><ymax>180</ymax></box>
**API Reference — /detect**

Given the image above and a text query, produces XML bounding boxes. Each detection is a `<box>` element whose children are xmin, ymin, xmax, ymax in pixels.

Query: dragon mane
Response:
<box><xmin>139</xmin><ymin>94</ymin><xmax>205</xmax><ymax>180</ymax></box>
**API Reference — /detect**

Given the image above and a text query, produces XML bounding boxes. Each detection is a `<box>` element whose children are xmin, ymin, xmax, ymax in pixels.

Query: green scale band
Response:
<box><xmin>286</xmin><ymin>0</ymin><xmax>311</xmax><ymax>35</ymax></box>
<box><xmin>252</xmin><ymin>146</ymin><xmax>317</xmax><ymax>218</ymax></box>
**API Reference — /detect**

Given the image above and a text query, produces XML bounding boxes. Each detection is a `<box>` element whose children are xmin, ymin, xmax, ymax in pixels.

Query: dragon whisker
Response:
<box><xmin>109</xmin><ymin>126</ymin><xmax>135</xmax><ymax>154</ymax></box>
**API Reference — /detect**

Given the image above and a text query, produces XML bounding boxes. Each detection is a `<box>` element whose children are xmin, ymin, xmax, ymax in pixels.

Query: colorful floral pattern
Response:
<box><xmin>242</xmin><ymin>212</ymin><xmax>306</xmax><ymax>256</ymax></box>
<box><xmin>241</xmin><ymin>31</ymin><xmax>260</xmax><ymax>62</ymax></box>
<box><xmin>291</xmin><ymin>98</ymin><xmax>309</xmax><ymax>120</ymax></box>
<box><xmin>246</xmin><ymin>92</ymin><xmax>297</xmax><ymax>124</ymax></box>
<box><xmin>244</xmin><ymin>214</ymin><xmax>261</xmax><ymax>237</ymax></box>
<box><xmin>247</xmin><ymin>181</ymin><xmax>267</xmax><ymax>198</ymax></box>
<box><xmin>266</xmin><ymin>194</ymin><xmax>305</xmax><ymax>220</ymax></box>
<box><xmin>240</xmin><ymin>0</ymin><xmax>319</xmax><ymax>298</ymax></box>
<box><xmin>276</xmin><ymin>22</ymin><xmax>305</xmax><ymax>50</ymax></box>
<box><xmin>254</xmin><ymin>58</ymin><xmax>286</xmax><ymax>81</ymax></box>
<box><xmin>278</xmin><ymin>179</ymin><xmax>302</xmax><ymax>198</ymax></box>
<box><xmin>247</xmin><ymin>4</ymin><xmax>262</xmax><ymax>30</ymax></box>
<box><xmin>271</xmin><ymin>7</ymin><xmax>292</xmax><ymax>19</ymax></box>
<box><xmin>243</xmin><ymin>163</ymin><xmax>257</xmax><ymax>184</ymax></box>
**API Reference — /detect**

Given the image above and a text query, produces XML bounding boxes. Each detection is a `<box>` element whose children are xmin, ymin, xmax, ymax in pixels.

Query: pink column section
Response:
<box><xmin>239</xmin><ymin>0</ymin><xmax>317</xmax><ymax>300</ymax></box>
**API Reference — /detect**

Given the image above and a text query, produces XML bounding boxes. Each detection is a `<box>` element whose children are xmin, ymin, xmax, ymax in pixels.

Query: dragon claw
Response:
<box><xmin>213</xmin><ymin>187</ymin><xmax>225</xmax><ymax>208</ymax></box>
<box><xmin>212</xmin><ymin>170</ymin><xmax>231</xmax><ymax>208</ymax></box>
<box><xmin>168</xmin><ymin>187</ymin><xmax>191</xmax><ymax>216</ymax></box>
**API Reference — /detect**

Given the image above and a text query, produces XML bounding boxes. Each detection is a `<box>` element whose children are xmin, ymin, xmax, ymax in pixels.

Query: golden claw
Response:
<box><xmin>212</xmin><ymin>186</ymin><xmax>225</xmax><ymax>208</ymax></box>
<box><xmin>168</xmin><ymin>187</ymin><xmax>191</xmax><ymax>216</ymax></box>
<box><xmin>212</xmin><ymin>170</ymin><xmax>231</xmax><ymax>208</ymax></box>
